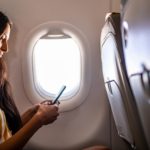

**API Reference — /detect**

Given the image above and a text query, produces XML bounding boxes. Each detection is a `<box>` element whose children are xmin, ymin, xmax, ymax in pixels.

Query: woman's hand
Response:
<box><xmin>22</xmin><ymin>99</ymin><xmax>59</xmax><ymax>126</ymax></box>
<box><xmin>35</xmin><ymin>103</ymin><xmax>59</xmax><ymax>126</ymax></box>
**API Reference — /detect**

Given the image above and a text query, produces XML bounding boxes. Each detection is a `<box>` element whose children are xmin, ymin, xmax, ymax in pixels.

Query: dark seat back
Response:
<box><xmin>121</xmin><ymin>0</ymin><xmax>150</xmax><ymax>149</ymax></box>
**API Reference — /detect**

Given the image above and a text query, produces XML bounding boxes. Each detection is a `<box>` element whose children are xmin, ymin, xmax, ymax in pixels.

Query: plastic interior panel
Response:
<box><xmin>105</xmin><ymin>80</ymin><xmax>133</xmax><ymax>142</ymax></box>
<box><xmin>101</xmin><ymin>34</ymin><xmax>133</xmax><ymax>145</ymax></box>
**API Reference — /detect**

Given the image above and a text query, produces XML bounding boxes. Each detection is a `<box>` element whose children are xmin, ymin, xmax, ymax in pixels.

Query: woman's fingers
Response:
<box><xmin>36</xmin><ymin>103</ymin><xmax>60</xmax><ymax>125</ymax></box>
<box><xmin>40</xmin><ymin>99</ymin><xmax>60</xmax><ymax>105</ymax></box>
<box><xmin>40</xmin><ymin>100</ymin><xmax>52</xmax><ymax>105</ymax></box>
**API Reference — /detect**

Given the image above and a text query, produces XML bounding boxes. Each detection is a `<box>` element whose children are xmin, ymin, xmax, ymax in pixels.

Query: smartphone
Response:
<box><xmin>52</xmin><ymin>85</ymin><xmax>66</xmax><ymax>104</ymax></box>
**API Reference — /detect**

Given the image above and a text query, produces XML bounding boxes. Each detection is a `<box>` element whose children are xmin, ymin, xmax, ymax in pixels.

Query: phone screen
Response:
<box><xmin>53</xmin><ymin>85</ymin><xmax>66</xmax><ymax>104</ymax></box>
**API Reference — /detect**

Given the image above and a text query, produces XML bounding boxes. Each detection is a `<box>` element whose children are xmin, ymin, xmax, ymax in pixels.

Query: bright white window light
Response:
<box><xmin>33</xmin><ymin>34</ymin><xmax>81</xmax><ymax>98</ymax></box>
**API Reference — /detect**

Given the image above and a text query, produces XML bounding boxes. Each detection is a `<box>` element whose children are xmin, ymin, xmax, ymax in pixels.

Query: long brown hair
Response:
<box><xmin>0</xmin><ymin>12</ymin><xmax>22</xmax><ymax>134</ymax></box>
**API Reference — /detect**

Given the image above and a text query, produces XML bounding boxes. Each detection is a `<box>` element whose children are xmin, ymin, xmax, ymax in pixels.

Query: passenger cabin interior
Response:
<box><xmin>0</xmin><ymin>0</ymin><xmax>149</xmax><ymax>150</ymax></box>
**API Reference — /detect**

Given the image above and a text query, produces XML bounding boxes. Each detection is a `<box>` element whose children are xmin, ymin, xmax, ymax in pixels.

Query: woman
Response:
<box><xmin>0</xmin><ymin>11</ymin><xmax>59</xmax><ymax>150</ymax></box>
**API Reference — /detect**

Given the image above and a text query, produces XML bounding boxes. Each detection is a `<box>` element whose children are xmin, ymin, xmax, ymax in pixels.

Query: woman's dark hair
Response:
<box><xmin>0</xmin><ymin>11</ymin><xmax>12</xmax><ymax>34</ymax></box>
<box><xmin>0</xmin><ymin>11</ymin><xmax>22</xmax><ymax>134</ymax></box>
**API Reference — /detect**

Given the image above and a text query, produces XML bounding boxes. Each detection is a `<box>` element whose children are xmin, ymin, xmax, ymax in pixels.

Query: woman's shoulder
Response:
<box><xmin>0</xmin><ymin>108</ymin><xmax>3</xmax><ymax>117</ymax></box>
<box><xmin>0</xmin><ymin>108</ymin><xmax>5</xmax><ymax>117</ymax></box>
<box><xmin>0</xmin><ymin>108</ymin><xmax>4</xmax><ymax>141</ymax></box>
<box><xmin>0</xmin><ymin>108</ymin><xmax>7</xmax><ymax>126</ymax></box>
<box><xmin>0</xmin><ymin>107</ymin><xmax>12</xmax><ymax>143</ymax></box>
<box><xmin>0</xmin><ymin>108</ymin><xmax>5</xmax><ymax>125</ymax></box>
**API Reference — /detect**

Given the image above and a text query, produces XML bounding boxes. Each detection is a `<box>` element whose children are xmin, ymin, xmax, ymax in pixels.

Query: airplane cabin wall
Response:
<box><xmin>111</xmin><ymin>0</ymin><xmax>120</xmax><ymax>12</ymax></box>
<box><xmin>0</xmin><ymin>0</ymin><xmax>127</xmax><ymax>150</ymax></box>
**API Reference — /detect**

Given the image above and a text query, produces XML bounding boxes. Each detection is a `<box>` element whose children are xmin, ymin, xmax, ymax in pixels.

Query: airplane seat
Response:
<box><xmin>121</xmin><ymin>0</ymin><xmax>150</xmax><ymax>149</ymax></box>
<box><xmin>101</xmin><ymin>12</ymin><xmax>148</xmax><ymax>150</ymax></box>
<box><xmin>101</xmin><ymin>12</ymin><xmax>134</xmax><ymax>149</ymax></box>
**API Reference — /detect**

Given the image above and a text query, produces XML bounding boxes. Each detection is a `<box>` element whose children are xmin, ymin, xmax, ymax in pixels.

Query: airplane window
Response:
<box><xmin>22</xmin><ymin>22</ymin><xmax>91</xmax><ymax>111</ymax></box>
<box><xmin>33</xmin><ymin>34</ymin><xmax>81</xmax><ymax>100</ymax></box>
